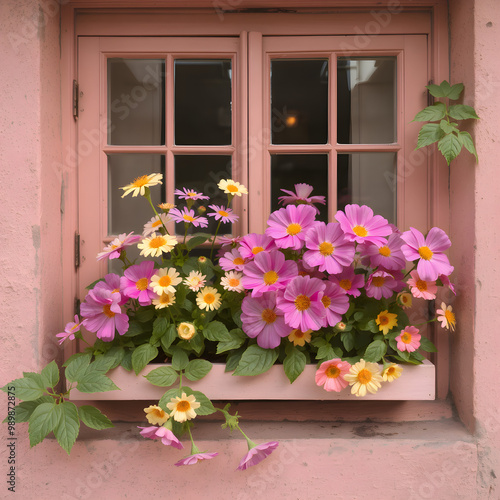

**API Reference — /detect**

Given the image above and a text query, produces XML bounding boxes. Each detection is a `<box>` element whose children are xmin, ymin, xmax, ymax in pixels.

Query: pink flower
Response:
<box><xmin>303</xmin><ymin>222</ymin><xmax>355</xmax><ymax>274</ymax></box>
<box><xmin>80</xmin><ymin>287</ymin><xmax>129</xmax><ymax>341</ymax></box>
<box><xmin>237</xmin><ymin>441</ymin><xmax>279</xmax><ymax>470</ymax></box>
<box><xmin>400</xmin><ymin>227</ymin><xmax>453</xmax><ymax>281</ymax></box>
<box><xmin>358</xmin><ymin>233</ymin><xmax>406</xmax><ymax>271</ymax></box>
<box><xmin>55</xmin><ymin>315</ymin><xmax>82</xmax><ymax>345</ymax></box>
<box><xmin>365</xmin><ymin>270</ymin><xmax>399</xmax><ymax>300</ymax></box>
<box><xmin>320</xmin><ymin>281</ymin><xmax>350</xmax><ymax>327</ymax></box>
<box><xmin>407</xmin><ymin>271</ymin><xmax>437</xmax><ymax>300</ymax></box>
<box><xmin>96</xmin><ymin>232</ymin><xmax>141</xmax><ymax>261</ymax></box>
<box><xmin>219</xmin><ymin>248</ymin><xmax>247</xmax><ymax>272</ymax></box>
<box><xmin>315</xmin><ymin>359</ymin><xmax>351</xmax><ymax>392</ymax></box>
<box><xmin>238</xmin><ymin>233</ymin><xmax>276</xmax><ymax>260</ymax></box>
<box><xmin>137</xmin><ymin>426</ymin><xmax>184</xmax><ymax>450</ymax></box>
<box><xmin>240</xmin><ymin>292</ymin><xmax>291</xmax><ymax>349</ymax></box>
<box><xmin>207</xmin><ymin>205</ymin><xmax>239</xmax><ymax>224</ymax></box>
<box><xmin>335</xmin><ymin>204</ymin><xmax>392</xmax><ymax>245</ymax></box>
<box><xmin>241</xmin><ymin>250</ymin><xmax>298</xmax><ymax>297</ymax></box>
<box><xmin>395</xmin><ymin>326</ymin><xmax>421</xmax><ymax>352</ymax></box>
<box><xmin>175</xmin><ymin>452</ymin><xmax>218</xmax><ymax>466</ymax></box>
<box><xmin>94</xmin><ymin>273</ymin><xmax>128</xmax><ymax>305</ymax></box>
<box><xmin>120</xmin><ymin>261</ymin><xmax>157</xmax><ymax>306</ymax></box>
<box><xmin>329</xmin><ymin>266</ymin><xmax>365</xmax><ymax>297</ymax></box>
<box><xmin>276</xmin><ymin>275</ymin><xmax>326</xmax><ymax>332</ymax></box>
<box><xmin>174</xmin><ymin>187</ymin><xmax>209</xmax><ymax>200</ymax></box>
<box><xmin>278</xmin><ymin>183</ymin><xmax>326</xmax><ymax>214</ymax></box>
<box><xmin>170</xmin><ymin>207</ymin><xmax>208</xmax><ymax>228</ymax></box>
<box><xmin>439</xmin><ymin>274</ymin><xmax>456</xmax><ymax>295</ymax></box>
<box><xmin>265</xmin><ymin>204</ymin><xmax>317</xmax><ymax>250</ymax></box>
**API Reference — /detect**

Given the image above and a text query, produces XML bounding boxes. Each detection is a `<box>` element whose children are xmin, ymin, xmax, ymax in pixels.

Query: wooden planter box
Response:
<box><xmin>68</xmin><ymin>360</ymin><xmax>435</xmax><ymax>401</ymax></box>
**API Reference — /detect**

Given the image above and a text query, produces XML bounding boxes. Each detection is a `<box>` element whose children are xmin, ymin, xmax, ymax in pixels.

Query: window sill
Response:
<box><xmin>68</xmin><ymin>359</ymin><xmax>435</xmax><ymax>401</ymax></box>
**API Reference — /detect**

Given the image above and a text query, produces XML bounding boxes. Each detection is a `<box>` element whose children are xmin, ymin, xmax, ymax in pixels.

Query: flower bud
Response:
<box><xmin>198</xmin><ymin>256</ymin><xmax>207</xmax><ymax>263</ymax></box>
<box><xmin>178</xmin><ymin>322</ymin><xmax>196</xmax><ymax>340</ymax></box>
<box><xmin>197</xmin><ymin>205</ymin><xmax>207</xmax><ymax>215</ymax></box>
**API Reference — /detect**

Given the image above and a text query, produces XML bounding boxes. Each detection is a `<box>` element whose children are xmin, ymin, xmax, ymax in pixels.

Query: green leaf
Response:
<box><xmin>158</xmin><ymin>388</ymin><xmax>182</xmax><ymax>411</ymax></box>
<box><xmin>3</xmin><ymin>396</ymin><xmax>54</xmax><ymax>424</ymax></box>
<box><xmin>413</xmin><ymin>102</ymin><xmax>446</xmax><ymax>122</ymax></box>
<box><xmin>151</xmin><ymin>316</ymin><xmax>169</xmax><ymax>344</ymax></box>
<box><xmin>131</xmin><ymin>344</ymin><xmax>159</xmax><ymax>375</ymax></box>
<box><xmin>3</xmin><ymin>377</ymin><xmax>46</xmax><ymax>402</ymax></box>
<box><xmin>62</xmin><ymin>352</ymin><xmax>91</xmax><ymax>368</ymax></box>
<box><xmin>316</xmin><ymin>344</ymin><xmax>335</xmax><ymax>361</ymax></box>
<box><xmin>78</xmin><ymin>405</ymin><xmax>114</xmax><ymax>430</ymax></box>
<box><xmin>53</xmin><ymin>402</ymin><xmax>80</xmax><ymax>455</ymax></box>
<box><xmin>160</xmin><ymin>324</ymin><xmax>178</xmax><ymax>352</ymax></box>
<box><xmin>28</xmin><ymin>402</ymin><xmax>60</xmax><ymax>448</ymax></box>
<box><xmin>458</xmin><ymin>131</ymin><xmax>478</xmax><ymax>161</ymax></box>
<box><xmin>135</xmin><ymin>308</ymin><xmax>155</xmax><ymax>323</ymax></box>
<box><xmin>448</xmin><ymin>104</ymin><xmax>479</xmax><ymax>121</ymax></box>
<box><xmin>40</xmin><ymin>361</ymin><xmax>59</xmax><ymax>388</ymax></box>
<box><xmin>438</xmin><ymin>133</ymin><xmax>463</xmax><ymax>165</ymax></box>
<box><xmin>225</xmin><ymin>347</ymin><xmax>245</xmax><ymax>372</ymax></box>
<box><xmin>397</xmin><ymin>349</ymin><xmax>411</xmax><ymax>361</ymax></box>
<box><xmin>171</xmin><ymin>348</ymin><xmax>189</xmax><ymax>371</ymax></box>
<box><xmin>121</xmin><ymin>350</ymin><xmax>133</xmax><ymax>371</ymax></box>
<box><xmin>363</xmin><ymin>340</ymin><xmax>387</xmax><ymax>363</ymax></box>
<box><xmin>187</xmin><ymin>233</ymin><xmax>211</xmax><ymax>250</ymax></box>
<box><xmin>202</xmin><ymin>321</ymin><xmax>232</xmax><ymax>342</ymax></box>
<box><xmin>439</xmin><ymin>120</ymin><xmax>459</xmax><ymax>134</ymax></box>
<box><xmin>283</xmin><ymin>347</ymin><xmax>306</xmax><ymax>383</ymax></box>
<box><xmin>181</xmin><ymin>388</ymin><xmax>216</xmax><ymax>416</ymax></box>
<box><xmin>123</xmin><ymin>320</ymin><xmax>144</xmax><ymax>337</ymax></box>
<box><xmin>234</xmin><ymin>345</ymin><xmax>278</xmax><ymax>376</ymax></box>
<box><xmin>98</xmin><ymin>346</ymin><xmax>125</xmax><ymax>370</ymax></box>
<box><xmin>65</xmin><ymin>353</ymin><xmax>92</xmax><ymax>384</ymax></box>
<box><xmin>76</xmin><ymin>371</ymin><xmax>119</xmax><ymax>393</ymax></box>
<box><xmin>426</xmin><ymin>82</ymin><xmax>447</xmax><ymax>98</ymax></box>
<box><xmin>419</xmin><ymin>336</ymin><xmax>437</xmax><ymax>353</ymax></box>
<box><xmin>144</xmin><ymin>366</ymin><xmax>178</xmax><ymax>387</ymax></box>
<box><xmin>216</xmin><ymin>328</ymin><xmax>247</xmax><ymax>354</ymax></box>
<box><xmin>90</xmin><ymin>356</ymin><xmax>116</xmax><ymax>374</ymax></box>
<box><xmin>447</xmin><ymin>82</ymin><xmax>464</xmax><ymax>100</ymax></box>
<box><xmin>416</xmin><ymin>123</ymin><xmax>445</xmax><ymax>149</ymax></box>
<box><xmin>184</xmin><ymin>359</ymin><xmax>212</xmax><ymax>382</ymax></box>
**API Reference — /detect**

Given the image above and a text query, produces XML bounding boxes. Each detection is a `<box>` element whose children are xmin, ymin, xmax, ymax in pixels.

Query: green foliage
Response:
<box><xmin>145</xmin><ymin>366</ymin><xmax>179</xmax><ymax>387</ymax></box>
<box><xmin>234</xmin><ymin>345</ymin><xmax>279</xmax><ymax>376</ymax></box>
<box><xmin>184</xmin><ymin>359</ymin><xmax>212</xmax><ymax>381</ymax></box>
<box><xmin>283</xmin><ymin>346</ymin><xmax>307</xmax><ymax>383</ymax></box>
<box><xmin>414</xmin><ymin>80</ymin><xmax>479</xmax><ymax>164</ymax></box>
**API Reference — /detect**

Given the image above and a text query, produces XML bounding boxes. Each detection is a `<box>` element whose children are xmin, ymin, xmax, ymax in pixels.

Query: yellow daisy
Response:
<box><xmin>152</xmin><ymin>291</ymin><xmax>176</xmax><ymax>309</ymax></box>
<box><xmin>120</xmin><ymin>173</ymin><xmax>163</xmax><ymax>198</ymax></box>
<box><xmin>144</xmin><ymin>405</ymin><xmax>169</xmax><ymax>425</ymax></box>
<box><xmin>218</xmin><ymin>178</ymin><xmax>248</xmax><ymax>196</ymax></box>
<box><xmin>167</xmin><ymin>393</ymin><xmax>201</xmax><ymax>423</ymax></box>
<box><xmin>436</xmin><ymin>302</ymin><xmax>456</xmax><ymax>331</ymax></box>
<box><xmin>150</xmin><ymin>267</ymin><xmax>182</xmax><ymax>295</ymax></box>
<box><xmin>138</xmin><ymin>233</ymin><xmax>178</xmax><ymax>258</ymax></box>
<box><xmin>375</xmin><ymin>310</ymin><xmax>398</xmax><ymax>335</ymax></box>
<box><xmin>344</xmin><ymin>359</ymin><xmax>383</xmax><ymax>397</ymax></box>
<box><xmin>382</xmin><ymin>363</ymin><xmax>403</xmax><ymax>382</ymax></box>
<box><xmin>288</xmin><ymin>328</ymin><xmax>312</xmax><ymax>347</ymax></box>
<box><xmin>196</xmin><ymin>286</ymin><xmax>222</xmax><ymax>311</ymax></box>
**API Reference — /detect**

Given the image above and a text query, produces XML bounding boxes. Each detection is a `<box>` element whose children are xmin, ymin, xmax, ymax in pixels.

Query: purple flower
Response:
<box><xmin>365</xmin><ymin>270</ymin><xmax>399</xmax><ymax>300</ymax></box>
<box><xmin>219</xmin><ymin>248</ymin><xmax>247</xmax><ymax>272</ymax></box>
<box><xmin>96</xmin><ymin>232</ymin><xmax>141</xmax><ymax>261</ymax></box>
<box><xmin>137</xmin><ymin>426</ymin><xmax>184</xmax><ymax>450</ymax></box>
<box><xmin>120</xmin><ymin>261</ymin><xmax>157</xmax><ymax>306</ymax></box>
<box><xmin>175</xmin><ymin>452</ymin><xmax>218</xmax><ymax>466</ymax></box>
<box><xmin>320</xmin><ymin>281</ymin><xmax>350</xmax><ymax>327</ymax></box>
<box><xmin>237</xmin><ymin>441</ymin><xmax>279</xmax><ymax>471</ymax></box>
<box><xmin>207</xmin><ymin>205</ymin><xmax>239</xmax><ymax>224</ymax></box>
<box><xmin>329</xmin><ymin>266</ymin><xmax>365</xmax><ymax>297</ymax></box>
<box><xmin>55</xmin><ymin>315</ymin><xmax>82</xmax><ymax>345</ymax></box>
<box><xmin>170</xmin><ymin>207</ymin><xmax>208</xmax><ymax>228</ymax></box>
<box><xmin>358</xmin><ymin>233</ymin><xmax>406</xmax><ymax>271</ymax></box>
<box><xmin>174</xmin><ymin>187</ymin><xmax>209</xmax><ymax>200</ymax></box>
<box><xmin>238</xmin><ymin>233</ymin><xmax>276</xmax><ymax>260</ymax></box>
<box><xmin>94</xmin><ymin>273</ymin><xmax>128</xmax><ymax>305</ymax></box>
<box><xmin>278</xmin><ymin>183</ymin><xmax>325</xmax><ymax>214</ymax></box>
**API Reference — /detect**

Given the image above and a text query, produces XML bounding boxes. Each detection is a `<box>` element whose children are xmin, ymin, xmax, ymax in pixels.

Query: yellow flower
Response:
<box><xmin>288</xmin><ymin>329</ymin><xmax>312</xmax><ymax>347</ymax></box>
<box><xmin>344</xmin><ymin>359</ymin><xmax>383</xmax><ymax>397</ymax></box>
<box><xmin>196</xmin><ymin>286</ymin><xmax>221</xmax><ymax>311</ymax></box>
<box><xmin>152</xmin><ymin>291</ymin><xmax>176</xmax><ymax>309</ymax></box>
<box><xmin>150</xmin><ymin>267</ymin><xmax>182</xmax><ymax>295</ymax></box>
<box><xmin>143</xmin><ymin>405</ymin><xmax>169</xmax><ymax>425</ymax></box>
<box><xmin>121</xmin><ymin>173</ymin><xmax>163</xmax><ymax>198</ymax></box>
<box><xmin>138</xmin><ymin>233</ymin><xmax>178</xmax><ymax>258</ymax></box>
<box><xmin>375</xmin><ymin>310</ymin><xmax>398</xmax><ymax>335</ymax></box>
<box><xmin>436</xmin><ymin>302</ymin><xmax>456</xmax><ymax>331</ymax></box>
<box><xmin>158</xmin><ymin>202</ymin><xmax>175</xmax><ymax>211</ymax></box>
<box><xmin>167</xmin><ymin>393</ymin><xmax>201</xmax><ymax>422</ymax></box>
<box><xmin>218</xmin><ymin>179</ymin><xmax>248</xmax><ymax>196</ymax></box>
<box><xmin>382</xmin><ymin>363</ymin><xmax>403</xmax><ymax>382</ymax></box>
<box><xmin>178</xmin><ymin>322</ymin><xmax>196</xmax><ymax>340</ymax></box>
<box><xmin>397</xmin><ymin>292</ymin><xmax>413</xmax><ymax>309</ymax></box>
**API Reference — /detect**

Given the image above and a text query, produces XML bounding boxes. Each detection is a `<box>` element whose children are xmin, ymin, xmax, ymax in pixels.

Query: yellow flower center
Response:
<box><xmin>261</xmin><ymin>308</ymin><xmax>277</xmax><ymax>324</ymax></box>
<box><xmin>228</xmin><ymin>278</ymin><xmax>240</xmax><ymax>287</ymax></box>
<box><xmin>357</xmin><ymin>368</ymin><xmax>372</xmax><ymax>384</ymax></box>
<box><xmin>326</xmin><ymin>365</ymin><xmax>341</xmax><ymax>378</ymax></box>
<box><xmin>339</xmin><ymin>279</ymin><xmax>352</xmax><ymax>291</ymax></box>
<box><xmin>218</xmin><ymin>210</ymin><xmax>229</xmax><ymax>217</ymax></box>
<box><xmin>111</xmin><ymin>244</ymin><xmax>118</xmax><ymax>249</ymax></box>
<box><xmin>371</xmin><ymin>276</ymin><xmax>385</xmax><ymax>287</ymax></box>
<box><xmin>294</xmin><ymin>294</ymin><xmax>311</xmax><ymax>311</ymax></box>
<box><xmin>321</xmin><ymin>296</ymin><xmax>331</xmax><ymax>308</ymax></box>
<box><xmin>233</xmin><ymin>257</ymin><xmax>245</xmax><ymax>265</ymax></box>
<box><xmin>386</xmin><ymin>367</ymin><xmax>396</xmax><ymax>376</ymax></box>
<box><xmin>401</xmin><ymin>332</ymin><xmax>412</xmax><ymax>344</ymax></box>
<box><xmin>183</xmin><ymin>215</ymin><xmax>195</xmax><ymax>222</ymax></box>
<box><xmin>379</xmin><ymin>246</ymin><xmax>391</xmax><ymax>257</ymax></box>
<box><xmin>352</xmin><ymin>225</ymin><xmax>368</xmax><ymax>237</ymax></box>
<box><xmin>252</xmin><ymin>246</ymin><xmax>264</xmax><ymax>255</ymax></box>
<box><xmin>176</xmin><ymin>401</ymin><xmax>191</xmax><ymax>412</ymax></box>
<box><xmin>319</xmin><ymin>242</ymin><xmax>334</xmax><ymax>256</ymax></box>
<box><xmin>203</xmin><ymin>293</ymin><xmax>216</xmax><ymax>304</ymax></box>
<box><xmin>416</xmin><ymin>279</ymin><xmax>428</xmax><ymax>291</ymax></box>
<box><xmin>102</xmin><ymin>304</ymin><xmax>115</xmax><ymax>318</ymax></box>
<box><xmin>158</xmin><ymin>275</ymin><xmax>172</xmax><ymax>287</ymax></box>
<box><xmin>136</xmin><ymin>278</ymin><xmax>149</xmax><ymax>291</ymax></box>
<box><xmin>159</xmin><ymin>293</ymin><xmax>172</xmax><ymax>305</ymax></box>
<box><xmin>227</xmin><ymin>184</ymin><xmax>239</xmax><ymax>193</ymax></box>
<box><xmin>263</xmin><ymin>270</ymin><xmax>279</xmax><ymax>285</ymax></box>
<box><xmin>149</xmin><ymin>236</ymin><xmax>166</xmax><ymax>249</ymax></box>
<box><xmin>445</xmin><ymin>310</ymin><xmax>456</xmax><ymax>325</ymax></box>
<box><xmin>131</xmin><ymin>175</ymin><xmax>150</xmax><ymax>187</ymax></box>
<box><xmin>294</xmin><ymin>330</ymin><xmax>305</xmax><ymax>338</ymax></box>
<box><xmin>187</xmin><ymin>191</ymin><xmax>197</xmax><ymax>197</ymax></box>
<box><xmin>286</xmin><ymin>223</ymin><xmax>302</xmax><ymax>236</ymax></box>
<box><xmin>152</xmin><ymin>220</ymin><xmax>162</xmax><ymax>229</ymax></box>
<box><xmin>378</xmin><ymin>315</ymin><xmax>389</xmax><ymax>325</ymax></box>
<box><xmin>418</xmin><ymin>246</ymin><xmax>433</xmax><ymax>260</ymax></box>
<box><xmin>150</xmin><ymin>408</ymin><xmax>165</xmax><ymax>418</ymax></box>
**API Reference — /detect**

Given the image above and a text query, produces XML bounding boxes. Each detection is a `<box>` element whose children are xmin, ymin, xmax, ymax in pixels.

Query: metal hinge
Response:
<box><xmin>75</xmin><ymin>232</ymin><xmax>80</xmax><ymax>268</ymax></box>
<box><xmin>73</xmin><ymin>80</ymin><xmax>79</xmax><ymax>120</ymax></box>
<box><xmin>74</xmin><ymin>297</ymin><xmax>81</xmax><ymax>317</ymax></box>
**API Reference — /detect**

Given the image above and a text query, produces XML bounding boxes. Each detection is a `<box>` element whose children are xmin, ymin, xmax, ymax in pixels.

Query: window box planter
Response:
<box><xmin>68</xmin><ymin>359</ymin><xmax>435</xmax><ymax>401</ymax></box>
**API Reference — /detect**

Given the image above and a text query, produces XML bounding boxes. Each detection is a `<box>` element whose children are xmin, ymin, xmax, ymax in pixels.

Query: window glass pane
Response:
<box><xmin>108</xmin><ymin>154</ymin><xmax>165</xmax><ymax>235</ymax></box>
<box><xmin>174</xmin><ymin>155</ymin><xmax>233</xmax><ymax>235</ymax></box>
<box><xmin>175</xmin><ymin>60</ymin><xmax>232</xmax><ymax>146</ymax></box>
<box><xmin>271</xmin><ymin>154</ymin><xmax>328</xmax><ymax>222</ymax></box>
<box><xmin>337</xmin><ymin>152</ymin><xmax>396</xmax><ymax>224</ymax></box>
<box><xmin>271</xmin><ymin>59</ymin><xmax>328</xmax><ymax>145</ymax></box>
<box><xmin>107</xmin><ymin>59</ymin><xmax>165</xmax><ymax>145</ymax></box>
<box><xmin>337</xmin><ymin>57</ymin><xmax>396</xmax><ymax>144</ymax></box>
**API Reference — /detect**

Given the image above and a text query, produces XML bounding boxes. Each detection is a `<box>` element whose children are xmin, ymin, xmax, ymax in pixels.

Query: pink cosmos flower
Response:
<box><xmin>169</xmin><ymin>207</ymin><xmax>208</xmax><ymax>228</ymax></box>
<box><xmin>335</xmin><ymin>204</ymin><xmax>392</xmax><ymax>245</ymax></box>
<box><xmin>400</xmin><ymin>227</ymin><xmax>453</xmax><ymax>281</ymax></box>
<box><xmin>241</xmin><ymin>250</ymin><xmax>298</xmax><ymax>297</ymax></box>
<box><xmin>320</xmin><ymin>281</ymin><xmax>350</xmax><ymax>327</ymax></box>
<box><xmin>365</xmin><ymin>270</ymin><xmax>399</xmax><ymax>300</ymax></box>
<box><xmin>395</xmin><ymin>326</ymin><xmax>421</xmax><ymax>352</ymax></box>
<box><xmin>174</xmin><ymin>187</ymin><xmax>209</xmax><ymax>200</ymax></box>
<box><xmin>265</xmin><ymin>204</ymin><xmax>317</xmax><ymax>250</ymax></box>
<box><xmin>94</xmin><ymin>273</ymin><xmax>128</xmax><ymax>305</ymax></box>
<box><xmin>175</xmin><ymin>452</ymin><xmax>218</xmax><ymax>466</ymax></box>
<box><xmin>303</xmin><ymin>222</ymin><xmax>355</xmax><ymax>274</ymax></box>
<box><xmin>219</xmin><ymin>248</ymin><xmax>247</xmax><ymax>272</ymax></box>
<box><xmin>407</xmin><ymin>270</ymin><xmax>438</xmax><ymax>300</ymax></box>
<box><xmin>439</xmin><ymin>274</ymin><xmax>456</xmax><ymax>295</ymax></box>
<box><xmin>207</xmin><ymin>205</ymin><xmax>239</xmax><ymax>224</ymax></box>
<box><xmin>120</xmin><ymin>260</ymin><xmax>157</xmax><ymax>306</ymax></box>
<box><xmin>80</xmin><ymin>287</ymin><xmax>129</xmax><ymax>341</ymax></box>
<box><xmin>278</xmin><ymin>183</ymin><xmax>326</xmax><ymax>215</ymax></box>
<box><xmin>238</xmin><ymin>233</ymin><xmax>276</xmax><ymax>260</ymax></box>
<box><xmin>240</xmin><ymin>292</ymin><xmax>291</xmax><ymax>349</ymax></box>
<box><xmin>358</xmin><ymin>233</ymin><xmax>406</xmax><ymax>271</ymax></box>
<box><xmin>137</xmin><ymin>426</ymin><xmax>184</xmax><ymax>450</ymax></box>
<box><xmin>55</xmin><ymin>315</ymin><xmax>82</xmax><ymax>345</ymax></box>
<box><xmin>315</xmin><ymin>359</ymin><xmax>351</xmax><ymax>392</ymax></box>
<box><xmin>96</xmin><ymin>232</ymin><xmax>141</xmax><ymax>261</ymax></box>
<box><xmin>276</xmin><ymin>275</ymin><xmax>326</xmax><ymax>332</ymax></box>
<box><xmin>329</xmin><ymin>266</ymin><xmax>365</xmax><ymax>297</ymax></box>
<box><xmin>237</xmin><ymin>441</ymin><xmax>279</xmax><ymax>471</ymax></box>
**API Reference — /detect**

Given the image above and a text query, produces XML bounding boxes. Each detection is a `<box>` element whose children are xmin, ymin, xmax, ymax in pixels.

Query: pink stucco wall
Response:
<box><xmin>1</xmin><ymin>1</ymin><xmax>500</xmax><ymax>498</ymax></box>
